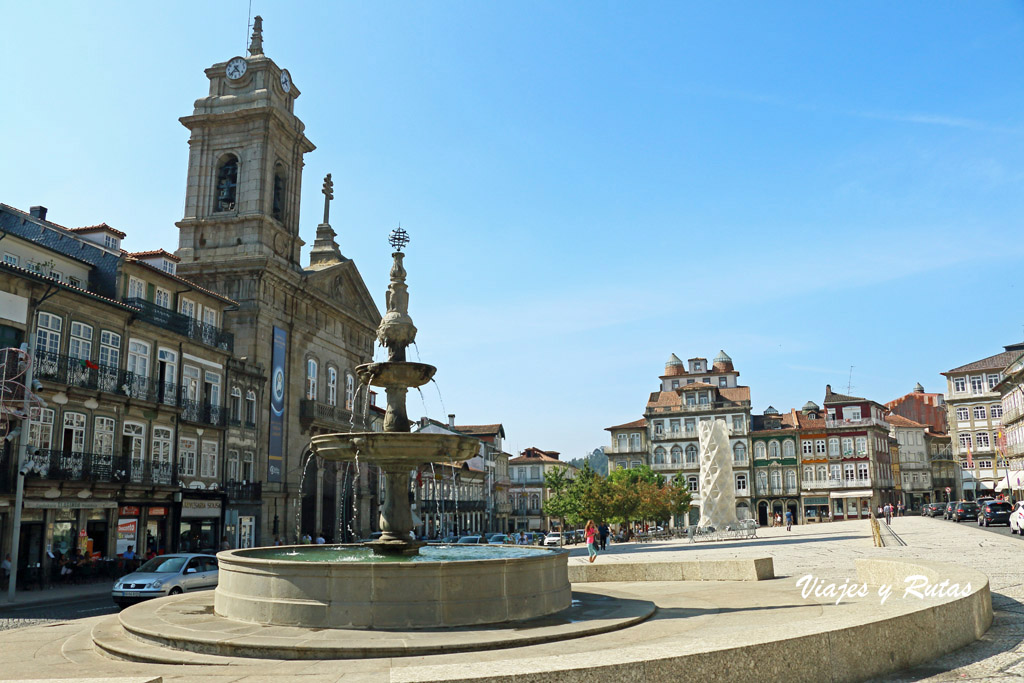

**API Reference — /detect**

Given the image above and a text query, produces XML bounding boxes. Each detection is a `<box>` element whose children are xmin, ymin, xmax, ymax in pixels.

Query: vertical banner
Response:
<box><xmin>268</xmin><ymin>326</ymin><xmax>287</xmax><ymax>483</ymax></box>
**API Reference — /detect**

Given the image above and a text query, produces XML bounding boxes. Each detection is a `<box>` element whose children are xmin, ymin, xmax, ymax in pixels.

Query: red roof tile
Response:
<box><xmin>453</xmin><ymin>424</ymin><xmax>504</xmax><ymax>437</ymax></box>
<box><xmin>130</xmin><ymin>249</ymin><xmax>181</xmax><ymax>262</ymax></box>
<box><xmin>605</xmin><ymin>418</ymin><xmax>647</xmax><ymax>431</ymax></box>
<box><xmin>943</xmin><ymin>350</ymin><xmax>1021</xmax><ymax>375</ymax></box>
<box><xmin>719</xmin><ymin>386</ymin><xmax>751</xmax><ymax>403</ymax></box>
<box><xmin>885</xmin><ymin>414</ymin><xmax>928</xmax><ymax>429</ymax></box>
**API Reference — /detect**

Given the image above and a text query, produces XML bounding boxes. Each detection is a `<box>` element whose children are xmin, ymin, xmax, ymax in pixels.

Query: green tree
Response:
<box><xmin>542</xmin><ymin>466</ymin><xmax>577</xmax><ymax>543</ymax></box>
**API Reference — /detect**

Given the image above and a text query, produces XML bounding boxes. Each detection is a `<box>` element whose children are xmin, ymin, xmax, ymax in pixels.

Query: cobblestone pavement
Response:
<box><xmin>0</xmin><ymin>595</ymin><xmax>116</xmax><ymax>632</ymax></box>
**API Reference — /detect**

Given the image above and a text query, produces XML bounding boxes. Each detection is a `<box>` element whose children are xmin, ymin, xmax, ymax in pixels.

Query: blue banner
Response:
<box><xmin>268</xmin><ymin>326</ymin><xmax>287</xmax><ymax>483</ymax></box>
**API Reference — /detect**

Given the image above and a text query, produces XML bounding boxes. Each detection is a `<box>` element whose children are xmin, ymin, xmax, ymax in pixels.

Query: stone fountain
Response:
<box><xmin>212</xmin><ymin>231</ymin><xmax>572</xmax><ymax>629</ymax></box>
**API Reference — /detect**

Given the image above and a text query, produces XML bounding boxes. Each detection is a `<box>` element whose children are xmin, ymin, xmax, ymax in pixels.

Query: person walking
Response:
<box><xmin>785</xmin><ymin>509</ymin><xmax>793</xmax><ymax>531</ymax></box>
<box><xmin>884</xmin><ymin>503</ymin><xmax>892</xmax><ymax>525</ymax></box>
<box><xmin>598</xmin><ymin>522</ymin><xmax>609</xmax><ymax>551</ymax></box>
<box><xmin>584</xmin><ymin>520</ymin><xmax>598</xmax><ymax>563</ymax></box>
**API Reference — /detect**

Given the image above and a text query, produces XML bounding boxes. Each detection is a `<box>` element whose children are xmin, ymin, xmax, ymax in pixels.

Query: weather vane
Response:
<box><xmin>388</xmin><ymin>226</ymin><xmax>410</xmax><ymax>252</ymax></box>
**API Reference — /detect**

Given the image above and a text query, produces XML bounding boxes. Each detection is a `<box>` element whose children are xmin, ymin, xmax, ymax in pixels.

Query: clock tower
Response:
<box><xmin>175</xmin><ymin>16</ymin><xmax>313</xmax><ymax>271</ymax></box>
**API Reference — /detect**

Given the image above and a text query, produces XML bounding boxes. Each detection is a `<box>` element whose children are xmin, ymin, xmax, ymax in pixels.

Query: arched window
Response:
<box><xmin>272</xmin><ymin>163</ymin><xmax>286</xmax><ymax>221</ymax></box>
<box><xmin>327</xmin><ymin>367</ymin><xmax>338</xmax><ymax>406</ymax></box>
<box><xmin>768</xmin><ymin>441</ymin><xmax>780</xmax><ymax>458</ymax></box>
<box><xmin>785</xmin><ymin>470</ymin><xmax>797</xmax><ymax>490</ymax></box>
<box><xmin>755</xmin><ymin>442</ymin><xmax>767</xmax><ymax>459</ymax></box>
<box><xmin>756</xmin><ymin>470</ymin><xmax>768</xmax><ymax>492</ymax></box>
<box><xmin>654</xmin><ymin>447</ymin><xmax>666</xmax><ymax>464</ymax></box>
<box><xmin>245</xmin><ymin>390</ymin><xmax>257</xmax><ymax>426</ymax></box>
<box><xmin>686</xmin><ymin>475</ymin><xmax>698</xmax><ymax>492</ymax></box>
<box><xmin>735</xmin><ymin>473</ymin><xmax>747</xmax><ymax>492</ymax></box>
<box><xmin>770</xmin><ymin>469</ymin><xmax>782</xmax><ymax>489</ymax></box>
<box><xmin>670</xmin><ymin>446</ymin><xmax>682</xmax><ymax>464</ymax></box>
<box><xmin>685</xmin><ymin>444</ymin><xmax>698</xmax><ymax>464</ymax></box>
<box><xmin>804</xmin><ymin>466</ymin><xmax>814</xmax><ymax>481</ymax></box>
<box><xmin>345</xmin><ymin>373</ymin><xmax>355</xmax><ymax>411</ymax></box>
<box><xmin>230</xmin><ymin>387</ymin><xmax>242</xmax><ymax>422</ymax></box>
<box><xmin>215</xmin><ymin>155</ymin><xmax>239</xmax><ymax>212</ymax></box>
<box><xmin>783</xmin><ymin>440</ymin><xmax>795</xmax><ymax>458</ymax></box>
<box><xmin>817</xmin><ymin>465</ymin><xmax>827</xmax><ymax>481</ymax></box>
<box><xmin>306</xmin><ymin>359</ymin><xmax>318</xmax><ymax>400</ymax></box>
<box><xmin>733</xmin><ymin>442</ymin><xmax>747</xmax><ymax>462</ymax></box>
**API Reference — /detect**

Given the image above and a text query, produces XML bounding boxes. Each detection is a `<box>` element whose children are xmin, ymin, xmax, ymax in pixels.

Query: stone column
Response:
<box><xmin>315</xmin><ymin>467</ymin><xmax>324</xmax><ymax>537</ymax></box>
<box><xmin>334</xmin><ymin>467</ymin><xmax>344</xmax><ymax>542</ymax></box>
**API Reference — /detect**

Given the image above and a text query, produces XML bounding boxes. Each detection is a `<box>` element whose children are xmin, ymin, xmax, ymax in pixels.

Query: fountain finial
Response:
<box><xmin>377</xmin><ymin>228</ymin><xmax>417</xmax><ymax>361</ymax></box>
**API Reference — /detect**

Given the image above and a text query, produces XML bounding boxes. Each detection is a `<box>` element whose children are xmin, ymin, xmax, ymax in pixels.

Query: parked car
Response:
<box><xmin>943</xmin><ymin>501</ymin><xmax>957</xmax><ymax>520</ymax></box>
<box><xmin>112</xmin><ymin>554</ymin><xmax>218</xmax><ymax>609</ymax></box>
<box><xmin>978</xmin><ymin>501</ymin><xmax>1012</xmax><ymax>527</ymax></box>
<box><xmin>922</xmin><ymin>502</ymin><xmax>945</xmax><ymax>517</ymax></box>
<box><xmin>1010</xmin><ymin>502</ymin><xmax>1024</xmax><ymax>534</ymax></box>
<box><xmin>976</xmin><ymin>497</ymin><xmax>996</xmax><ymax>509</ymax></box>
<box><xmin>951</xmin><ymin>501</ymin><xmax>979</xmax><ymax>523</ymax></box>
<box><xmin>439</xmin><ymin>535</ymin><xmax>460</xmax><ymax>543</ymax></box>
<box><xmin>483</xmin><ymin>532</ymin><xmax>502</xmax><ymax>542</ymax></box>
<box><xmin>487</xmin><ymin>534</ymin><xmax>510</xmax><ymax>545</ymax></box>
<box><xmin>456</xmin><ymin>535</ymin><xmax>486</xmax><ymax>544</ymax></box>
<box><xmin>542</xmin><ymin>532</ymin><xmax>562</xmax><ymax>547</ymax></box>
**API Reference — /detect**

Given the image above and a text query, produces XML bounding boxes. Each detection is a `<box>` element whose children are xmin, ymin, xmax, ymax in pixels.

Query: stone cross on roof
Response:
<box><xmin>248</xmin><ymin>15</ymin><xmax>264</xmax><ymax>56</ymax></box>
<box><xmin>322</xmin><ymin>173</ymin><xmax>334</xmax><ymax>225</ymax></box>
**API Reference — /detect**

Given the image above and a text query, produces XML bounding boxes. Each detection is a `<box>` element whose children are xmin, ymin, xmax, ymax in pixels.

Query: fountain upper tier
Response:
<box><xmin>356</xmin><ymin>361</ymin><xmax>435</xmax><ymax>390</ymax></box>
<box><xmin>309</xmin><ymin>432</ymin><xmax>479</xmax><ymax>469</ymax></box>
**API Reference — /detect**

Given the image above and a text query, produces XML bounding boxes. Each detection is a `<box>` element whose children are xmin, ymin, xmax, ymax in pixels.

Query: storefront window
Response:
<box><xmin>179</xmin><ymin>520</ymin><xmax>217</xmax><ymax>554</ymax></box>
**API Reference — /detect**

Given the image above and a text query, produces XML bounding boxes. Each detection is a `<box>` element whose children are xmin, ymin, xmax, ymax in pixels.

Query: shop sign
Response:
<box><xmin>24</xmin><ymin>499</ymin><xmax>117</xmax><ymax>509</ymax></box>
<box><xmin>119</xmin><ymin>505</ymin><xmax>141</xmax><ymax>516</ymax></box>
<box><xmin>116</xmin><ymin>518</ymin><xmax>138</xmax><ymax>555</ymax></box>
<box><xmin>148</xmin><ymin>507</ymin><xmax>168</xmax><ymax>517</ymax></box>
<box><xmin>181</xmin><ymin>499</ymin><xmax>222</xmax><ymax>518</ymax></box>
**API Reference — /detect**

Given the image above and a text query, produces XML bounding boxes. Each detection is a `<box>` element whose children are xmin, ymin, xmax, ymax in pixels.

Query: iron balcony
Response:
<box><xmin>125</xmin><ymin>297</ymin><xmax>234</xmax><ymax>352</ymax></box>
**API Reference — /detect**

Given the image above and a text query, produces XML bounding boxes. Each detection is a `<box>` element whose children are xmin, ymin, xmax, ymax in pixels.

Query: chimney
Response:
<box><xmin>29</xmin><ymin>206</ymin><xmax>47</xmax><ymax>221</ymax></box>
<box><xmin>448</xmin><ymin>414</ymin><xmax>455</xmax><ymax>429</ymax></box>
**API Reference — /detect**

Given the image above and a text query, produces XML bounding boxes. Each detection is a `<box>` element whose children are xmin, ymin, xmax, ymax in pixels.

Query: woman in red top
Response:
<box><xmin>585</xmin><ymin>520</ymin><xmax>598</xmax><ymax>563</ymax></box>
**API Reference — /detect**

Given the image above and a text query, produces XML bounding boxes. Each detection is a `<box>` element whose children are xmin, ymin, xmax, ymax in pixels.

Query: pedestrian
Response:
<box><xmin>884</xmin><ymin>504</ymin><xmax>892</xmax><ymax>525</ymax></box>
<box><xmin>584</xmin><ymin>520</ymin><xmax>598</xmax><ymax>563</ymax></box>
<box><xmin>273</xmin><ymin>536</ymin><xmax>282</xmax><ymax>546</ymax></box>
<box><xmin>0</xmin><ymin>553</ymin><xmax>9</xmax><ymax>590</ymax></box>
<box><xmin>599</xmin><ymin>522</ymin><xmax>609</xmax><ymax>551</ymax></box>
<box><xmin>877</xmin><ymin>505</ymin><xmax>883</xmax><ymax>518</ymax></box>
<box><xmin>315</xmin><ymin>532</ymin><xmax>326</xmax><ymax>544</ymax></box>
<box><xmin>785</xmin><ymin>509</ymin><xmax>793</xmax><ymax>531</ymax></box>
<box><xmin>220</xmin><ymin>535</ymin><xmax>231</xmax><ymax>551</ymax></box>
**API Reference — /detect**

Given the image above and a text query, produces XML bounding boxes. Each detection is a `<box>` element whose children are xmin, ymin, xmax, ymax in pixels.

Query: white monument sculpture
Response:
<box><xmin>697</xmin><ymin>419</ymin><xmax>739</xmax><ymax>529</ymax></box>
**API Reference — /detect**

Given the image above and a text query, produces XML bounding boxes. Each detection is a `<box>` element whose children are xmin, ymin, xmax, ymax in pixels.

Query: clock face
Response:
<box><xmin>280</xmin><ymin>69</ymin><xmax>292</xmax><ymax>93</ymax></box>
<box><xmin>225</xmin><ymin>57</ymin><xmax>248</xmax><ymax>80</ymax></box>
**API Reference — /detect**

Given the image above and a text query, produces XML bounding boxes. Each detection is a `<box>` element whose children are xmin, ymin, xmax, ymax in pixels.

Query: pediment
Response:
<box><xmin>303</xmin><ymin>259</ymin><xmax>381</xmax><ymax>327</ymax></box>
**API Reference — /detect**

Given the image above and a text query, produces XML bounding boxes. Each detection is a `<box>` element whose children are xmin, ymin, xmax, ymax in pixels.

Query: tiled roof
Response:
<box><xmin>509</xmin><ymin>453</ymin><xmax>569</xmax><ymax>465</ymax></box>
<box><xmin>795</xmin><ymin>413</ymin><xmax>826</xmax><ymax>430</ymax></box>
<box><xmin>719</xmin><ymin>386</ymin><xmax>750</xmax><ymax>403</ymax></box>
<box><xmin>943</xmin><ymin>350</ymin><xmax>1021</xmax><ymax>375</ymax></box>
<box><xmin>679</xmin><ymin>382</ymin><xmax>716</xmax><ymax>391</ymax></box>
<box><xmin>605</xmin><ymin>418</ymin><xmax>647</xmax><ymax>431</ymax></box>
<box><xmin>130</xmin><ymin>249</ymin><xmax>181</xmax><ymax>263</ymax></box>
<box><xmin>129</xmin><ymin>259</ymin><xmax>237</xmax><ymax>306</ymax></box>
<box><xmin>647</xmin><ymin>391</ymin><xmax>681</xmax><ymax>408</ymax></box>
<box><xmin>824</xmin><ymin>385</ymin><xmax>865</xmax><ymax>404</ymax></box>
<box><xmin>661</xmin><ymin>365</ymin><xmax>688</xmax><ymax>377</ymax></box>
<box><xmin>885</xmin><ymin>414</ymin><xmax>927</xmax><ymax>429</ymax></box>
<box><xmin>70</xmin><ymin>223</ymin><xmax>126</xmax><ymax>239</ymax></box>
<box><xmin>454</xmin><ymin>424</ymin><xmax>505</xmax><ymax>437</ymax></box>
<box><xmin>0</xmin><ymin>261</ymin><xmax>138</xmax><ymax>311</ymax></box>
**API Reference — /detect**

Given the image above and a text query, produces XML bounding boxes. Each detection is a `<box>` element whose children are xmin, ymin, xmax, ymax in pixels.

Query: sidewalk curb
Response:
<box><xmin>0</xmin><ymin>586</ymin><xmax>112</xmax><ymax>612</ymax></box>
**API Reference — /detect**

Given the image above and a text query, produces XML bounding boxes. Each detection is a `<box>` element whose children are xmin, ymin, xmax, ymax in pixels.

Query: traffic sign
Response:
<box><xmin>945</xmin><ymin>486</ymin><xmax>951</xmax><ymax>493</ymax></box>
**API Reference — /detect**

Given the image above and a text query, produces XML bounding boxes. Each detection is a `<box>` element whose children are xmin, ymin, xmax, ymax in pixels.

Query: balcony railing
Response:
<box><xmin>651</xmin><ymin>462</ymin><xmax>681</xmax><ymax>471</ymax></box>
<box><xmin>32</xmin><ymin>350</ymin><xmax>183</xmax><ymax>407</ymax></box>
<box><xmin>825</xmin><ymin>417</ymin><xmax>889</xmax><ymax>430</ymax></box>
<box><xmin>125</xmin><ymin>297</ymin><xmax>234</xmax><ymax>352</ymax></box>
<box><xmin>419</xmin><ymin>498</ymin><xmax>487</xmax><ymax>512</ymax></box>
<box><xmin>755</xmin><ymin>486</ymin><xmax>800</xmax><ymax>496</ymax></box>
<box><xmin>647</xmin><ymin>401</ymin><xmax>748</xmax><ymax>415</ymax></box>
<box><xmin>606</xmin><ymin>444</ymin><xmax>647</xmax><ymax>454</ymax></box>
<box><xmin>803</xmin><ymin>478</ymin><xmax>872</xmax><ymax>490</ymax></box>
<box><xmin>299</xmin><ymin>399</ymin><xmax>371</xmax><ymax>431</ymax></box>
<box><xmin>180</xmin><ymin>398</ymin><xmax>225</xmax><ymax>427</ymax></box>
<box><xmin>23</xmin><ymin>449</ymin><xmax>176</xmax><ymax>485</ymax></box>
<box><xmin>1002</xmin><ymin>403</ymin><xmax>1022</xmax><ymax>424</ymax></box>
<box><xmin>225</xmin><ymin>480</ymin><xmax>262</xmax><ymax>502</ymax></box>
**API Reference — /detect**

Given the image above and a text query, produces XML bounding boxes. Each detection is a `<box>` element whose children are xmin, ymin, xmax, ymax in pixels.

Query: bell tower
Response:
<box><xmin>175</xmin><ymin>16</ymin><xmax>314</xmax><ymax>271</ymax></box>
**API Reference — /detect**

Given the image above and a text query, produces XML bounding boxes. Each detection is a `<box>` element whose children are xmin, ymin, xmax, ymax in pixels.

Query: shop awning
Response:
<box><xmin>830</xmin><ymin>490</ymin><xmax>873</xmax><ymax>499</ymax></box>
<box><xmin>995</xmin><ymin>472</ymin><xmax>1024</xmax><ymax>492</ymax></box>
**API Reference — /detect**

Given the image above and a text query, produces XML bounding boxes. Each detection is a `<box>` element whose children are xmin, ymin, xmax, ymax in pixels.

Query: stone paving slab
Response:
<box><xmin>0</xmin><ymin>518</ymin><xmax>1015</xmax><ymax>682</ymax></box>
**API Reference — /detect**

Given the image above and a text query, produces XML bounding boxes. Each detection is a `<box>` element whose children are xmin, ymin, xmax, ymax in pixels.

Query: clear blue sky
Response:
<box><xmin>3</xmin><ymin>2</ymin><xmax>1024</xmax><ymax>458</ymax></box>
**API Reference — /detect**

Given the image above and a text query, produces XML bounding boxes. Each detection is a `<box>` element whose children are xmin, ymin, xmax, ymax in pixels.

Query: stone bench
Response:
<box><xmin>569</xmin><ymin>556</ymin><xmax>774</xmax><ymax>583</ymax></box>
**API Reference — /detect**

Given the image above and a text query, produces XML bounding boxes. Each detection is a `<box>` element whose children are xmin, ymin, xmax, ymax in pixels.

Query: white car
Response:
<box><xmin>1010</xmin><ymin>502</ymin><xmax>1024</xmax><ymax>534</ymax></box>
<box><xmin>542</xmin><ymin>532</ymin><xmax>562</xmax><ymax>547</ymax></box>
<box><xmin>112</xmin><ymin>553</ymin><xmax>218</xmax><ymax>608</ymax></box>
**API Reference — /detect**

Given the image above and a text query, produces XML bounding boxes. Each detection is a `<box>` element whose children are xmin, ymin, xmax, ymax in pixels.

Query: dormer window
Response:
<box><xmin>161</xmin><ymin>260</ymin><xmax>176</xmax><ymax>275</ymax></box>
<box><xmin>104</xmin><ymin>235</ymin><xmax>120</xmax><ymax>250</ymax></box>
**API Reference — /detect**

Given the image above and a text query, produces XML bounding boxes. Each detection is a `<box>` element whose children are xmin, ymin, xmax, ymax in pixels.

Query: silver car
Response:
<box><xmin>112</xmin><ymin>553</ymin><xmax>218</xmax><ymax>608</ymax></box>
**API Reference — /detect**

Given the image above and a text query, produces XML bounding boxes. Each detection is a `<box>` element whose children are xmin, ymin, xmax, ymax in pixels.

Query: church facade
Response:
<box><xmin>173</xmin><ymin>18</ymin><xmax>383</xmax><ymax>544</ymax></box>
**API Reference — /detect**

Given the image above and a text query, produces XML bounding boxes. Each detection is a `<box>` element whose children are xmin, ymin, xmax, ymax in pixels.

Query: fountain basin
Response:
<box><xmin>309</xmin><ymin>432</ymin><xmax>480</xmax><ymax>467</ymax></box>
<box><xmin>214</xmin><ymin>544</ymin><xmax>571</xmax><ymax>629</ymax></box>
<box><xmin>356</xmin><ymin>361</ymin><xmax>436</xmax><ymax>389</ymax></box>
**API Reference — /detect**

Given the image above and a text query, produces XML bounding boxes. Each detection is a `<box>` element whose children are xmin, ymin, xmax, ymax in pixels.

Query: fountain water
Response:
<box><xmin>214</xmin><ymin>231</ymin><xmax>571</xmax><ymax>629</ymax></box>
